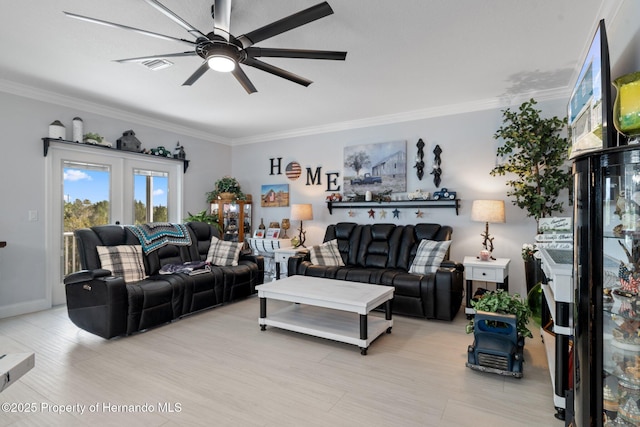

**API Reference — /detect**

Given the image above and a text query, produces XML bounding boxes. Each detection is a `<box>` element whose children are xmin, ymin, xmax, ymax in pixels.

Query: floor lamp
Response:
<box><xmin>291</xmin><ymin>204</ymin><xmax>313</xmax><ymax>248</ymax></box>
<box><xmin>471</xmin><ymin>200</ymin><xmax>505</xmax><ymax>260</ymax></box>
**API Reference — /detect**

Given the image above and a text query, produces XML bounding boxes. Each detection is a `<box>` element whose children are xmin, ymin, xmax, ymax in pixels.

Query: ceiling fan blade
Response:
<box><xmin>143</xmin><ymin>0</ymin><xmax>207</xmax><ymax>39</ymax></box>
<box><xmin>236</xmin><ymin>2</ymin><xmax>334</xmax><ymax>48</ymax></box>
<box><xmin>243</xmin><ymin>57</ymin><xmax>312</xmax><ymax>87</ymax></box>
<box><xmin>246</xmin><ymin>47</ymin><xmax>346</xmax><ymax>61</ymax></box>
<box><xmin>115</xmin><ymin>52</ymin><xmax>197</xmax><ymax>63</ymax></box>
<box><xmin>182</xmin><ymin>62</ymin><xmax>210</xmax><ymax>86</ymax></box>
<box><xmin>232</xmin><ymin>66</ymin><xmax>257</xmax><ymax>94</ymax></box>
<box><xmin>212</xmin><ymin>0</ymin><xmax>232</xmax><ymax>42</ymax></box>
<box><xmin>63</xmin><ymin>12</ymin><xmax>195</xmax><ymax>47</ymax></box>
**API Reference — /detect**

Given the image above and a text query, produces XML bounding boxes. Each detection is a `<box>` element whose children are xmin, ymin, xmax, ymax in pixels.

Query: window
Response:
<box><xmin>47</xmin><ymin>141</ymin><xmax>183</xmax><ymax>305</ymax></box>
<box><xmin>134</xmin><ymin>169</ymin><xmax>169</xmax><ymax>223</ymax></box>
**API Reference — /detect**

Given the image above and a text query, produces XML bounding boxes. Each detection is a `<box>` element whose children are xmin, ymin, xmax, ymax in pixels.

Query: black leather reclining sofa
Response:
<box><xmin>288</xmin><ymin>222</ymin><xmax>464</xmax><ymax>321</ymax></box>
<box><xmin>64</xmin><ymin>221</ymin><xmax>264</xmax><ymax>338</ymax></box>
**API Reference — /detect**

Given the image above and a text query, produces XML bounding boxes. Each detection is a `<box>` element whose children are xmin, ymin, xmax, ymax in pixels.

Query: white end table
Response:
<box><xmin>274</xmin><ymin>247</ymin><xmax>309</xmax><ymax>279</ymax></box>
<box><xmin>463</xmin><ymin>256</ymin><xmax>510</xmax><ymax>318</ymax></box>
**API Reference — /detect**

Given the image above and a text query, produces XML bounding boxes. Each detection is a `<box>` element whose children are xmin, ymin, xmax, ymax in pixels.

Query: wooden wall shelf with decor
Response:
<box><xmin>326</xmin><ymin>199</ymin><xmax>460</xmax><ymax>215</ymax></box>
<box><xmin>211</xmin><ymin>197</ymin><xmax>252</xmax><ymax>243</ymax></box>
<box><xmin>42</xmin><ymin>138</ymin><xmax>190</xmax><ymax>172</ymax></box>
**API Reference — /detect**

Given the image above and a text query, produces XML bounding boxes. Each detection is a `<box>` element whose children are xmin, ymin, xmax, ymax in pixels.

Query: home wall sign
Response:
<box><xmin>285</xmin><ymin>162</ymin><xmax>302</xmax><ymax>180</ymax></box>
<box><xmin>269</xmin><ymin>157</ymin><xmax>341</xmax><ymax>192</ymax></box>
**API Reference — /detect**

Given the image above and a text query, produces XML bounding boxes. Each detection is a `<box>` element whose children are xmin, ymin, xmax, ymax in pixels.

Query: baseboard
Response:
<box><xmin>0</xmin><ymin>298</ymin><xmax>50</xmax><ymax>320</ymax></box>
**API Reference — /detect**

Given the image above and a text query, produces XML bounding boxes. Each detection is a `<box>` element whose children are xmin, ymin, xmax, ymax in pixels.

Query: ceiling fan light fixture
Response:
<box><xmin>207</xmin><ymin>54</ymin><xmax>236</xmax><ymax>72</ymax></box>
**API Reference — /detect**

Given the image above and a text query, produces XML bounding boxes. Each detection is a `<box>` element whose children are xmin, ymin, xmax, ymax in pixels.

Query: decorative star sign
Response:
<box><xmin>392</xmin><ymin>209</ymin><xmax>400</xmax><ymax>219</ymax></box>
<box><xmin>416</xmin><ymin>209</ymin><xmax>424</xmax><ymax>218</ymax></box>
<box><xmin>348</xmin><ymin>209</ymin><xmax>356</xmax><ymax>217</ymax></box>
<box><xmin>368</xmin><ymin>209</ymin><xmax>375</xmax><ymax>219</ymax></box>
<box><xmin>379</xmin><ymin>209</ymin><xmax>387</xmax><ymax>219</ymax></box>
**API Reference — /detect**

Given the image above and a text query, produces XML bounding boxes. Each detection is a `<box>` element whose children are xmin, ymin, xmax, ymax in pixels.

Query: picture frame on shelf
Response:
<box><xmin>253</xmin><ymin>229</ymin><xmax>265</xmax><ymax>238</ymax></box>
<box><xmin>266</xmin><ymin>228</ymin><xmax>281</xmax><ymax>239</ymax></box>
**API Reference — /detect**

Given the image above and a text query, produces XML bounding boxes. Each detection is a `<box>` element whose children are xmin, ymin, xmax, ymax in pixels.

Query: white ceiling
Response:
<box><xmin>0</xmin><ymin>0</ymin><xmax>616</xmax><ymax>145</ymax></box>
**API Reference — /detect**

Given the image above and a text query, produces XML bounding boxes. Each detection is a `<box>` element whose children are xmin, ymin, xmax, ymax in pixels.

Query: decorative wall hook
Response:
<box><xmin>431</xmin><ymin>144</ymin><xmax>442</xmax><ymax>188</ymax></box>
<box><xmin>414</xmin><ymin>139</ymin><xmax>425</xmax><ymax>180</ymax></box>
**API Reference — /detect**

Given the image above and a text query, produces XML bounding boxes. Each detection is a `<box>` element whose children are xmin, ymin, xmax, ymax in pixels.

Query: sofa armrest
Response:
<box><xmin>287</xmin><ymin>252</ymin><xmax>310</xmax><ymax>276</ymax></box>
<box><xmin>64</xmin><ymin>269</ymin><xmax>111</xmax><ymax>285</ymax></box>
<box><xmin>440</xmin><ymin>260</ymin><xmax>464</xmax><ymax>273</ymax></box>
<box><xmin>425</xmin><ymin>262</ymin><xmax>464</xmax><ymax>321</ymax></box>
<box><xmin>65</xmin><ymin>273</ymin><xmax>128</xmax><ymax>339</ymax></box>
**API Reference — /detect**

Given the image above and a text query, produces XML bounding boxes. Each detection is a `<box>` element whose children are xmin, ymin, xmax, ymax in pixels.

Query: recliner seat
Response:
<box><xmin>64</xmin><ymin>221</ymin><xmax>264</xmax><ymax>338</ymax></box>
<box><xmin>288</xmin><ymin>222</ymin><xmax>464</xmax><ymax>320</ymax></box>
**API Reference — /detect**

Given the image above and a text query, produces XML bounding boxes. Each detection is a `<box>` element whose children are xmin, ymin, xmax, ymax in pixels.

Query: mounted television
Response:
<box><xmin>568</xmin><ymin>19</ymin><xmax>614</xmax><ymax>159</ymax></box>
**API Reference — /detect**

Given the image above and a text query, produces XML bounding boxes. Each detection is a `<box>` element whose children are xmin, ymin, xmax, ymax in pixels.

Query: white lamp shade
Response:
<box><xmin>291</xmin><ymin>204</ymin><xmax>313</xmax><ymax>221</ymax></box>
<box><xmin>471</xmin><ymin>200</ymin><xmax>506</xmax><ymax>223</ymax></box>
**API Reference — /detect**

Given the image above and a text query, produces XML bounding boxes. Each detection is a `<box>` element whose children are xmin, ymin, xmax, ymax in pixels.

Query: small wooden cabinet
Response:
<box><xmin>210</xmin><ymin>197</ymin><xmax>252</xmax><ymax>242</ymax></box>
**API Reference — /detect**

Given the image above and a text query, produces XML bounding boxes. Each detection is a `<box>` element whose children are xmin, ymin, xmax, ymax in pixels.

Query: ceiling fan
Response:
<box><xmin>64</xmin><ymin>0</ymin><xmax>347</xmax><ymax>94</ymax></box>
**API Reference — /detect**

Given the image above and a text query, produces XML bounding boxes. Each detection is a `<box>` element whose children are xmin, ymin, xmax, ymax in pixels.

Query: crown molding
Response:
<box><xmin>0</xmin><ymin>77</ymin><xmax>570</xmax><ymax>147</ymax></box>
<box><xmin>232</xmin><ymin>86</ymin><xmax>571</xmax><ymax>145</ymax></box>
<box><xmin>0</xmin><ymin>78</ymin><xmax>233</xmax><ymax>146</ymax></box>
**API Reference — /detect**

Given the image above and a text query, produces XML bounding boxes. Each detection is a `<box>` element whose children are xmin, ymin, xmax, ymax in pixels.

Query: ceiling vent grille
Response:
<box><xmin>141</xmin><ymin>59</ymin><xmax>173</xmax><ymax>71</ymax></box>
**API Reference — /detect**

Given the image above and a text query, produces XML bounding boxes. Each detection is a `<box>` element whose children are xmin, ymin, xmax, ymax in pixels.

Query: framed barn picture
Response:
<box><xmin>261</xmin><ymin>184</ymin><xmax>290</xmax><ymax>207</ymax></box>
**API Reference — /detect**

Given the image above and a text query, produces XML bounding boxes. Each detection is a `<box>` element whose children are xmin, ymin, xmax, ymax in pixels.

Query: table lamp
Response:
<box><xmin>291</xmin><ymin>204</ymin><xmax>313</xmax><ymax>247</ymax></box>
<box><xmin>471</xmin><ymin>199</ymin><xmax>505</xmax><ymax>260</ymax></box>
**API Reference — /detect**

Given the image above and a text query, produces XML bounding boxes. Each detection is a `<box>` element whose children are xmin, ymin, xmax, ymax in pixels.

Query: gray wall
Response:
<box><xmin>0</xmin><ymin>92</ymin><xmax>231</xmax><ymax>318</ymax></box>
<box><xmin>231</xmin><ymin>100</ymin><xmax>568</xmax><ymax>297</ymax></box>
<box><xmin>0</xmin><ymin>0</ymin><xmax>639</xmax><ymax>318</ymax></box>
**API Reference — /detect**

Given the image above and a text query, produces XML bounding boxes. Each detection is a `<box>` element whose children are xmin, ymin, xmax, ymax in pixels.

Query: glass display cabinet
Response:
<box><xmin>574</xmin><ymin>147</ymin><xmax>640</xmax><ymax>426</ymax></box>
<box><xmin>210</xmin><ymin>197</ymin><xmax>252</xmax><ymax>242</ymax></box>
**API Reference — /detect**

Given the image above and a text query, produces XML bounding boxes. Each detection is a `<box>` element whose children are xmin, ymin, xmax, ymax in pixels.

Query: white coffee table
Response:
<box><xmin>256</xmin><ymin>276</ymin><xmax>394</xmax><ymax>355</ymax></box>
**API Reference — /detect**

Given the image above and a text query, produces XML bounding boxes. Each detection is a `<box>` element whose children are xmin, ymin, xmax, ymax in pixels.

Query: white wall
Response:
<box><xmin>0</xmin><ymin>92</ymin><xmax>231</xmax><ymax>318</ymax></box>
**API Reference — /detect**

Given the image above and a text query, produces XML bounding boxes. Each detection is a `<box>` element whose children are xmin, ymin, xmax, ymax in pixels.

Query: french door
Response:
<box><xmin>47</xmin><ymin>144</ymin><xmax>182</xmax><ymax>306</ymax></box>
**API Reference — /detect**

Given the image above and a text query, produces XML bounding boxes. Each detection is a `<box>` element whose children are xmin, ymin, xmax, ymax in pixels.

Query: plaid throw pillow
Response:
<box><xmin>310</xmin><ymin>239</ymin><xmax>344</xmax><ymax>266</ymax></box>
<box><xmin>96</xmin><ymin>245</ymin><xmax>146</xmax><ymax>283</ymax></box>
<box><xmin>206</xmin><ymin>236</ymin><xmax>242</xmax><ymax>266</ymax></box>
<box><xmin>409</xmin><ymin>239</ymin><xmax>451</xmax><ymax>275</ymax></box>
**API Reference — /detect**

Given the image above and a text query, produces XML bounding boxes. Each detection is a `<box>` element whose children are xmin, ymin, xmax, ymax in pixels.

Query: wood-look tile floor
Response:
<box><xmin>0</xmin><ymin>297</ymin><xmax>562</xmax><ymax>426</ymax></box>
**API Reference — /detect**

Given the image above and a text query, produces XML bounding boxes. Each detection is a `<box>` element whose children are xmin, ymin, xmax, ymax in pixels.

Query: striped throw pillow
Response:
<box><xmin>309</xmin><ymin>239</ymin><xmax>344</xmax><ymax>266</ymax></box>
<box><xmin>409</xmin><ymin>239</ymin><xmax>451</xmax><ymax>275</ymax></box>
<box><xmin>97</xmin><ymin>245</ymin><xmax>147</xmax><ymax>283</ymax></box>
<box><xmin>206</xmin><ymin>236</ymin><xmax>242</xmax><ymax>266</ymax></box>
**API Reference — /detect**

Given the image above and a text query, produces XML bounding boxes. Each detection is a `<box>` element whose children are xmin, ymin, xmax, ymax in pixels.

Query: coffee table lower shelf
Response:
<box><xmin>259</xmin><ymin>304</ymin><xmax>392</xmax><ymax>355</ymax></box>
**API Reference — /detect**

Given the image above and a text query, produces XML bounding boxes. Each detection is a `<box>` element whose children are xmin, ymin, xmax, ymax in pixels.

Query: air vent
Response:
<box><xmin>141</xmin><ymin>59</ymin><xmax>173</xmax><ymax>71</ymax></box>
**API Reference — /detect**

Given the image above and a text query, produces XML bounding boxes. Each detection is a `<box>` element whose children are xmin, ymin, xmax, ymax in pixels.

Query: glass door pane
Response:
<box><xmin>133</xmin><ymin>169</ymin><xmax>168</xmax><ymax>224</ymax></box>
<box><xmin>63</xmin><ymin>161</ymin><xmax>111</xmax><ymax>276</ymax></box>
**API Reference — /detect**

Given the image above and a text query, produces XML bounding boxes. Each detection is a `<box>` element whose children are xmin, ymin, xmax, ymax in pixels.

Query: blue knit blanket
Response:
<box><xmin>126</xmin><ymin>223</ymin><xmax>192</xmax><ymax>254</ymax></box>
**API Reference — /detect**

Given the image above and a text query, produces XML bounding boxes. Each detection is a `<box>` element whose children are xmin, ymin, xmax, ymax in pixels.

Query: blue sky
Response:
<box><xmin>63</xmin><ymin>167</ymin><xmax>167</xmax><ymax>206</ymax></box>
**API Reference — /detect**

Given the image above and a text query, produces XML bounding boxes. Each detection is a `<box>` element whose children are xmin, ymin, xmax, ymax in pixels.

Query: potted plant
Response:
<box><xmin>490</xmin><ymin>99</ymin><xmax>571</xmax><ymax>234</ymax></box>
<box><xmin>184</xmin><ymin>210</ymin><xmax>221</xmax><ymax>232</ymax></box>
<box><xmin>522</xmin><ymin>243</ymin><xmax>544</xmax><ymax>294</ymax></box>
<box><xmin>206</xmin><ymin>176</ymin><xmax>246</xmax><ymax>202</ymax></box>
<box><xmin>466</xmin><ymin>289</ymin><xmax>533</xmax><ymax>339</ymax></box>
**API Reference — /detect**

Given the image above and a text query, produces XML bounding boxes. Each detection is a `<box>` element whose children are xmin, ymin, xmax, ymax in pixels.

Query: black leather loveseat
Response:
<box><xmin>288</xmin><ymin>222</ymin><xmax>464</xmax><ymax>321</ymax></box>
<box><xmin>64</xmin><ymin>221</ymin><xmax>264</xmax><ymax>338</ymax></box>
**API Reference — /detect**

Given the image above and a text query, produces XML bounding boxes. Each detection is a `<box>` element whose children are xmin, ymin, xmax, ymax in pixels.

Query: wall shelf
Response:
<box><xmin>326</xmin><ymin>199</ymin><xmax>460</xmax><ymax>215</ymax></box>
<box><xmin>42</xmin><ymin>138</ymin><xmax>190</xmax><ymax>173</ymax></box>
